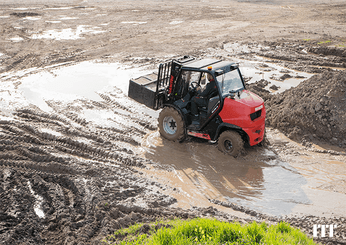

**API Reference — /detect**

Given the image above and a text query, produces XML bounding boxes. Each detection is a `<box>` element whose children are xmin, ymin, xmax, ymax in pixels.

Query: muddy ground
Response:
<box><xmin>1</xmin><ymin>0</ymin><xmax>346</xmax><ymax>244</ymax></box>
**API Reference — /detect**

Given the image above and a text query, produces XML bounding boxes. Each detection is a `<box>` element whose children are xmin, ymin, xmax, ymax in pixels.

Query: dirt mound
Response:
<box><xmin>307</xmin><ymin>46</ymin><xmax>346</xmax><ymax>58</ymax></box>
<box><xmin>255</xmin><ymin>41</ymin><xmax>346</xmax><ymax>74</ymax></box>
<box><xmin>246</xmin><ymin>79</ymin><xmax>272</xmax><ymax>101</ymax></box>
<box><xmin>265</xmin><ymin>71</ymin><xmax>346</xmax><ymax>147</ymax></box>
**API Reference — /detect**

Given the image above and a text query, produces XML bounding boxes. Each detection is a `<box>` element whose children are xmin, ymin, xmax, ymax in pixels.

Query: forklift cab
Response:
<box><xmin>169</xmin><ymin>58</ymin><xmax>245</xmax><ymax>130</ymax></box>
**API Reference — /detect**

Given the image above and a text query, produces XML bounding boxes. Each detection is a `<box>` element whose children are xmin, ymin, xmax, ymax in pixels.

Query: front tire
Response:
<box><xmin>218</xmin><ymin>130</ymin><xmax>244</xmax><ymax>157</ymax></box>
<box><xmin>158</xmin><ymin>107</ymin><xmax>185</xmax><ymax>142</ymax></box>
<box><xmin>257</xmin><ymin>128</ymin><xmax>268</xmax><ymax>147</ymax></box>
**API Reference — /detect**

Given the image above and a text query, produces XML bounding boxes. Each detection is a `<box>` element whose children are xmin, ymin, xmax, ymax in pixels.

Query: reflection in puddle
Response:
<box><xmin>17</xmin><ymin>61</ymin><xmax>153</xmax><ymax>112</ymax></box>
<box><xmin>230</xmin><ymin>161</ymin><xmax>309</xmax><ymax>215</ymax></box>
<box><xmin>143</xmin><ymin>133</ymin><xmax>310</xmax><ymax>216</ymax></box>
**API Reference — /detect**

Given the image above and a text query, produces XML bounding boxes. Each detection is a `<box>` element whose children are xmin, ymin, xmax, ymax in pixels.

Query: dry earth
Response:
<box><xmin>0</xmin><ymin>0</ymin><xmax>346</xmax><ymax>244</ymax></box>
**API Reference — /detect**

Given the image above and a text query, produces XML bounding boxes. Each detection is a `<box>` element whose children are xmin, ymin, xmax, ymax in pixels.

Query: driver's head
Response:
<box><xmin>207</xmin><ymin>73</ymin><xmax>214</xmax><ymax>82</ymax></box>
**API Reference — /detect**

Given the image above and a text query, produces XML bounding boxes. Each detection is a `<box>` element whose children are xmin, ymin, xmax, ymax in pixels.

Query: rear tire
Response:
<box><xmin>218</xmin><ymin>130</ymin><xmax>244</xmax><ymax>157</ymax></box>
<box><xmin>158</xmin><ymin>107</ymin><xmax>185</xmax><ymax>142</ymax></box>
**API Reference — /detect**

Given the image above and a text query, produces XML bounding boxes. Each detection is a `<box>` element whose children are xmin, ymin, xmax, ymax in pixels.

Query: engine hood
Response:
<box><xmin>231</xmin><ymin>90</ymin><xmax>264</xmax><ymax>108</ymax></box>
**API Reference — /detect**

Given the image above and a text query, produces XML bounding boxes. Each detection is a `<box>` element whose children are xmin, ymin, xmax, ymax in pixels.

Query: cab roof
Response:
<box><xmin>175</xmin><ymin>56</ymin><xmax>236</xmax><ymax>72</ymax></box>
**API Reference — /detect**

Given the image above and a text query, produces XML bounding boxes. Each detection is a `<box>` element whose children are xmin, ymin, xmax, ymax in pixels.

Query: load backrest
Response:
<box><xmin>154</xmin><ymin>56</ymin><xmax>196</xmax><ymax>109</ymax></box>
<box><xmin>157</xmin><ymin>62</ymin><xmax>172</xmax><ymax>91</ymax></box>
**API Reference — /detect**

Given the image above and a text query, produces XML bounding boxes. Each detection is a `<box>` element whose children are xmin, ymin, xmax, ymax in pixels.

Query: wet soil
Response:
<box><xmin>1</xmin><ymin>0</ymin><xmax>346</xmax><ymax>244</ymax></box>
<box><xmin>265</xmin><ymin>71</ymin><xmax>346</xmax><ymax>147</ymax></box>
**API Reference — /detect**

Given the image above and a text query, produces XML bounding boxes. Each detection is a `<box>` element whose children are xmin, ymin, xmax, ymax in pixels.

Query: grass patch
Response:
<box><xmin>101</xmin><ymin>218</ymin><xmax>316</xmax><ymax>245</ymax></box>
<box><xmin>303</xmin><ymin>39</ymin><xmax>311</xmax><ymax>41</ymax></box>
<box><xmin>317</xmin><ymin>40</ymin><xmax>332</xmax><ymax>44</ymax></box>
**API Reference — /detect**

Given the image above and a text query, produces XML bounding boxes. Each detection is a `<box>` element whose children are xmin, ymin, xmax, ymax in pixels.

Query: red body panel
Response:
<box><xmin>219</xmin><ymin>90</ymin><xmax>266</xmax><ymax>146</ymax></box>
<box><xmin>187</xmin><ymin>131</ymin><xmax>211</xmax><ymax>140</ymax></box>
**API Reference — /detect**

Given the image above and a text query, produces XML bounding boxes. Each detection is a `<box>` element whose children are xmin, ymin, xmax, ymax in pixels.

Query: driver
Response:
<box><xmin>190</xmin><ymin>72</ymin><xmax>217</xmax><ymax>122</ymax></box>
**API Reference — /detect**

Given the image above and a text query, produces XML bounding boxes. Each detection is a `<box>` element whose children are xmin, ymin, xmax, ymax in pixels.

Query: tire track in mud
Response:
<box><xmin>99</xmin><ymin>92</ymin><xmax>158</xmax><ymax>131</ymax></box>
<box><xmin>0</xmin><ymin>90</ymin><xmax>167</xmax><ymax>244</ymax></box>
<box><xmin>0</xmin><ymin>163</ymin><xmax>186</xmax><ymax>244</ymax></box>
<box><xmin>3</xmin><ymin>105</ymin><xmax>153</xmax><ymax>167</ymax></box>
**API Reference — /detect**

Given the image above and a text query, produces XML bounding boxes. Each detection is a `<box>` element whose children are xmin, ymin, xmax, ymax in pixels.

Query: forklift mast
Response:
<box><xmin>128</xmin><ymin>56</ymin><xmax>195</xmax><ymax>110</ymax></box>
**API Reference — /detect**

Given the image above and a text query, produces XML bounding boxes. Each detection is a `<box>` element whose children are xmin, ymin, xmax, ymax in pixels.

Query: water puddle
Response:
<box><xmin>11</xmin><ymin>8</ymin><xmax>30</xmax><ymax>10</ymax></box>
<box><xmin>121</xmin><ymin>21</ymin><xmax>147</xmax><ymax>25</ymax></box>
<box><xmin>310</xmin><ymin>64</ymin><xmax>346</xmax><ymax>71</ymax></box>
<box><xmin>45</xmin><ymin>20</ymin><xmax>62</xmax><ymax>24</ymax></box>
<box><xmin>17</xmin><ymin>61</ymin><xmax>153</xmax><ymax>112</ymax></box>
<box><xmin>169</xmin><ymin>21</ymin><xmax>184</xmax><ymax>25</ymax></box>
<box><xmin>31</xmin><ymin>25</ymin><xmax>105</xmax><ymax>40</ymax></box>
<box><xmin>83</xmin><ymin>108</ymin><xmax>129</xmax><ymax>128</ymax></box>
<box><xmin>9</xmin><ymin>37</ymin><xmax>24</xmax><ymax>42</ymax></box>
<box><xmin>27</xmin><ymin>181</ymin><xmax>45</xmax><ymax>219</ymax></box>
<box><xmin>59</xmin><ymin>16</ymin><xmax>79</xmax><ymax>20</ymax></box>
<box><xmin>142</xmin><ymin>134</ymin><xmax>311</xmax><ymax>216</ymax></box>
<box><xmin>223</xmin><ymin>43</ymin><xmax>314</xmax><ymax>93</ymax></box>
<box><xmin>46</xmin><ymin>7</ymin><xmax>74</xmax><ymax>10</ymax></box>
<box><xmin>142</xmin><ymin>131</ymin><xmax>346</xmax><ymax>217</ymax></box>
<box><xmin>238</xmin><ymin>59</ymin><xmax>313</xmax><ymax>93</ymax></box>
<box><xmin>24</xmin><ymin>16</ymin><xmax>41</xmax><ymax>21</ymax></box>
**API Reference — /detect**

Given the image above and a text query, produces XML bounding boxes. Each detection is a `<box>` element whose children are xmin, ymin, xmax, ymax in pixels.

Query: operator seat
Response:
<box><xmin>199</xmin><ymin>95</ymin><xmax>220</xmax><ymax>114</ymax></box>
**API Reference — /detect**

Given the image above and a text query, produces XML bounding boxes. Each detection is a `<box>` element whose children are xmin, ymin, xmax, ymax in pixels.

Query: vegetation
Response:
<box><xmin>102</xmin><ymin>218</ymin><xmax>316</xmax><ymax>245</ymax></box>
<box><xmin>317</xmin><ymin>40</ymin><xmax>331</xmax><ymax>44</ymax></box>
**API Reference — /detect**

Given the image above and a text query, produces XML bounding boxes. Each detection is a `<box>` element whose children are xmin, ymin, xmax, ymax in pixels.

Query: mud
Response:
<box><xmin>265</xmin><ymin>71</ymin><xmax>346</xmax><ymax>147</ymax></box>
<box><xmin>1</xmin><ymin>0</ymin><xmax>346</xmax><ymax>244</ymax></box>
<box><xmin>0</xmin><ymin>105</ymin><xmax>168</xmax><ymax>244</ymax></box>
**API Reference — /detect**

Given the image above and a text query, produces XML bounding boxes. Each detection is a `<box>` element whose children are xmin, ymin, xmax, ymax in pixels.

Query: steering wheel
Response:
<box><xmin>190</xmin><ymin>81</ymin><xmax>199</xmax><ymax>89</ymax></box>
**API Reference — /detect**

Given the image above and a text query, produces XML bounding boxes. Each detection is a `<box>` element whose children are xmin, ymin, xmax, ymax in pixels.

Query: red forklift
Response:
<box><xmin>128</xmin><ymin>56</ymin><xmax>266</xmax><ymax>156</ymax></box>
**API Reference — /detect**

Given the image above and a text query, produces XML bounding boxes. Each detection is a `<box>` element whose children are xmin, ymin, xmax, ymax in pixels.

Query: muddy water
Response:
<box><xmin>265</xmin><ymin>129</ymin><xmax>346</xmax><ymax>217</ymax></box>
<box><xmin>142</xmin><ymin>131</ymin><xmax>346</xmax><ymax>217</ymax></box>
<box><xmin>142</xmin><ymin>132</ymin><xmax>309</xmax><ymax>216</ymax></box>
